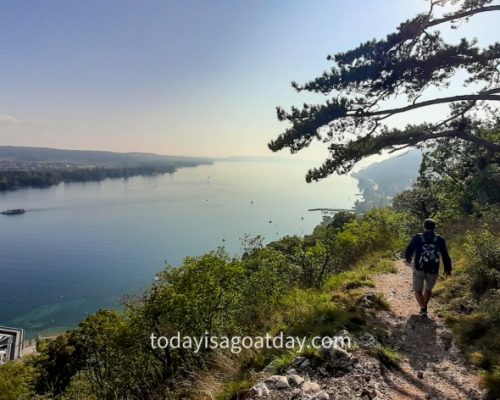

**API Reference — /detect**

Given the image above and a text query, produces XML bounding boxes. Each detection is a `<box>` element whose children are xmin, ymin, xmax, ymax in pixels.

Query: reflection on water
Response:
<box><xmin>0</xmin><ymin>161</ymin><xmax>357</xmax><ymax>336</ymax></box>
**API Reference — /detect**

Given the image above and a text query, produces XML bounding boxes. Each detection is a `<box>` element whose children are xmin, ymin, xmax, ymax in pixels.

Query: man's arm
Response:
<box><xmin>439</xmin><ymin>237</ymin><xmax>452</xmax><ymax>274</ymax></box>
<box><xmin>405</xmin><ymin>235</ymin><xmax>417</xmax><ymax>264</ymax></box>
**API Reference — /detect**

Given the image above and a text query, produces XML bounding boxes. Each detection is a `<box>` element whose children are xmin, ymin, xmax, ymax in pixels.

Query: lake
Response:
<box><xmin>0</xmin><ymin>160</ymin><xmax>358</xmax><ymax>337</ymax></box>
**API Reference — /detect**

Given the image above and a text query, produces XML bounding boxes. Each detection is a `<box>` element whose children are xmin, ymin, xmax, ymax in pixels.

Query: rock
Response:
<box><xmin>293</xmin><ymin>394</ymin><xmax>312</xmax><ymax>400</ymax></box>
<box><xmin>329</xmin><ymin>347</ymin><xmax>350</xmax><ymax>360</ymax></box>
<box><xmin>361</xmin><ymin>387</ymin><xmax>378</xmax><ymax>399</ymax></box>
<box><xmin>288</xmin><ymin>374</ymin><xmax>305</xmax><ymax>387</ymax></box>
<box><xmin>356</xmin><ymin>333</ymin><xmax>379</xmax><ymax>348</ymax></box>
<box><xmin>311</xmin><ymin>390</ymin><xmax>330</xmax><ymax>400</ymax></box>
<box><xmin>298</xmin><ymin>358</ymin><xmax>311</xmax><ymax>369</ymax></box>
<box><xmin>265</xmin><ymin>375</ymin><xmax>290</xmax><ymax>389</ymax></box>
<box><xmin>321</xmin><ymin>346</ymin><xmax>357</xmax><ymax>369</ymax></box>
<box><xmin>292</xmin><ymin>356</ymin><xmax>306</xmax><ymax>367</ymax></box>
<box><xmin>337</xmin><ymin>329</ymin><xmax>351</xmax><ymax>337</ymax></box>
<box><xmin>318</xmin><ymin>366</ymin><xmax>329</xmax><ymax>376</ymax></box>
<box><xmin>301</xmin><ymin>380</ymin><xmax>321</xmax><ymax>394</ymax></box>
<box><xmin>357</xmin><ymin>292</ymin><xmax>378</xmax><ymax>307</ymax></box>
<box><xmin>250</xmin><ymin>382</ymin><xmax>270</xmax><ymax>397</ymax></box>
<box><xmin>417</xmin><ymin>370</ymin><xmax>424</xmax><ymax>379</ymax></box>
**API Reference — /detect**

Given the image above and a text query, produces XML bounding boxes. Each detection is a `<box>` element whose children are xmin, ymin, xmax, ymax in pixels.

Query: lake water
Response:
<box><xmin>0</xmin><ymin>160</ymin><xmax>358</xmax><ymax>337</ymax></box>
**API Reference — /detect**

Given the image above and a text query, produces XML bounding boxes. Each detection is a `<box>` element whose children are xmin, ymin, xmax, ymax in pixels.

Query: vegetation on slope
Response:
<box><xmin>1</xmin><ymin>119</ymin><xmax>498</xmax><ymax>399</ymax></box>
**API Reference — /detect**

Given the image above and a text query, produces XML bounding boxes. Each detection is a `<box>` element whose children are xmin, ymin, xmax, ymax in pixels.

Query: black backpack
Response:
<box><xmin>418</xmin><ymin>234</ymin><xmax>440</xmax><ymax>274</ymax></box>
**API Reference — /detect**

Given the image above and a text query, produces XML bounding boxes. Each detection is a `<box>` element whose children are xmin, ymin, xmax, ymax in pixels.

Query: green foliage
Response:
<box><xmin>30</xmin><ymin>331</ymin><xmax>85</xmax><ymax>395</ymax></box>
<box><xmin>368</xmin><ymin>346</ymin><xmax>403</xmax><ymax>370</ymax></box>
<box><xmin>216</xmin><ymin>378</ymin><xmax>256</xmax><ymax>400</ymax></box>
<box><xmin>0</xmin><ymin>165</ymin><xmax>177</xmax><ymax>191</ymax></box>
<box><xmin>334</xmin><ymin>209</ymin><xmax>412</xmax><ymax>262</ymax></box>
<box><xmin>394</xmin><ymin>120</ymin><xmax>500</xmax><ymax>220</ymax></box>
<box><xmin>435</xmin><ymin>224</ymin><xmax>500</xmax><ymax>400</ymax></box>
<box><xmin>325</xmin><ymin>270</ymin><xmax>374</xmax><ymax>291</ymax></box>
<box><xmin>0</xmin><ymin>362</ymin><xmax>36</xmax><ymax>400</ymax></box>
<box><xmin>464</xmin><ymin>229</ymin><xmax>500</xmax><ymax>296</ymax></box>
<box><xmin>268</xmin><ymin>1</ymin><xmax>500</xmax><ymax>181</ymax></box>
<box><xmin>482</xmin><ymin>367</ymin><xmax>500</xmax><ymax>400</ymax></box>
<box><xmin>17</xmin><ymin>203</ymin><xmax>490</xmax><ymax>399</ymax></box>
<box><xmin>31</xmin><ymin>310</ymin><xmax>164</xmax><ymax>400</ymax></box>
<box><xmin>268</xmin><ymin>235</ymin><xmax>332</xmax><ymax>288</ymax></box>
<box><xmin>58</xmin><ymin>373</ymin><xmax>97</xmax><ymax>400</ymax></box>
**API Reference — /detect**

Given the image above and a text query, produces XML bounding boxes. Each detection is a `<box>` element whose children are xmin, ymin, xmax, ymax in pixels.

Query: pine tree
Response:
<box><xmin>269</xmin><ymin>0</ymin><xmax>500</xmax><ymax>181</ymax></box>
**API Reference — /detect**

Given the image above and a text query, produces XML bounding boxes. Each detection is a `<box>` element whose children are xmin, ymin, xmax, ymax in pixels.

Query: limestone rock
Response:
<box><xmin>356</xmin><ymin>333</ymin><xmax>379</xmax><ymax>348</ymax></box>
<box><xmin>265</xmin><ymin>375</ymin><xmax>289</xmax><ymax>389</ymax></box>
<box><xmin>288</xmin><ymin>373</ymin><xmax>305</xmax><ymax>387</ymax></box>
<box><xmin>311</xmin><ymin>390</ymin><xmax>330</xmax><ymax>400</ymax></box>
<box><xmin>301</xmin><ymin>380</ymin><xmax>321</xmax><ymax>394</ymax></box>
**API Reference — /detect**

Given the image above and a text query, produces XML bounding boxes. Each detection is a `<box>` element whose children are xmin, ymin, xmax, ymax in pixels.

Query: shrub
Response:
<box><xmin>0</xmin><ymin>361</ymin><xmax>36</xmax><ymax>400</ymax></box>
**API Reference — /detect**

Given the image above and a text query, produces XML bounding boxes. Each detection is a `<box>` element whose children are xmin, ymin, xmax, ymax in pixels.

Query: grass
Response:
<box><xmin>482</xmin><ymin>367</ymin><xmax>500</xmax><ymax>400</ymax></box>
<box><xmin>188</xmin><ymin>255</ymin><xmax>399</xmax><ymax>399</ymax></box>
<box><xmin>367</xmin><ymin>345</ymin><xmax>403</xmax><ymax>370</ymax></box>
<box><xmin>324</xmin><ymin>256</ymin><xmax>396</xmax><ymax>292</ymax></box>
<box><xmin>433</xmin><ymin>228</ymin><xmax>500</xmax><ymax>400</ymax></box>
<box><xmin>216</xmin><ymin>378</ymin><xmax>256</xmax><ymax>400</ymax></box>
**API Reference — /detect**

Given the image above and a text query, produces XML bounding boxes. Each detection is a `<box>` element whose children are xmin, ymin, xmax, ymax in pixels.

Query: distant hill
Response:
<box><xmin>0</xmin><ymin>146</ymin><xmax>211</xmax><ymax>166</ymax></box>
<box><xmin>0</xmin><ymin>146</ymin><xmax>213</xmax><ymax>191</ymax></box>
<box><xmin>352</xmin><ymin>150</ymin><xmax>422</xmax><ymax>211</ymax></box>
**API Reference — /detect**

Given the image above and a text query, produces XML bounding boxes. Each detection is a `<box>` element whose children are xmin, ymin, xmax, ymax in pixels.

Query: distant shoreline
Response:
<box><xmin>0</xmin><ymin>145</ymin><xmax>214</xmax><ymax>192</ymax></box>
<box><xmin>0</xmin><ymin>162</ymin><xmax>212</xmax><ymax>192</ymax></box>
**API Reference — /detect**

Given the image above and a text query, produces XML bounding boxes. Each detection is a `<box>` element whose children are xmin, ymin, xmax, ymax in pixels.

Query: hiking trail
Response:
<box><xmin>243</xmin><ymin>260</ymin><xmax>485</xmax><ymax>400</ymax></box>
<box><xmin>369</xmin><ymin>260</ymin><xmax>484</xmax><ymax>400</ymax></box>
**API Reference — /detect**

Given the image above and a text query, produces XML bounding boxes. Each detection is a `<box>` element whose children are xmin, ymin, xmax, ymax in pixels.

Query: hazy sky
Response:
<box><xmin>0</xmin><ymin>0</ymin><xmax>498</xmax><ymax>160</ymax></box>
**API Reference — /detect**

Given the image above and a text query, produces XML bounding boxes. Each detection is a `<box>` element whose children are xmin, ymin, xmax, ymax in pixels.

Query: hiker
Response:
<box><xmin>404</xmin><ymin>218</ymin><xmax>452</xmax><ymax>317</ymax></box>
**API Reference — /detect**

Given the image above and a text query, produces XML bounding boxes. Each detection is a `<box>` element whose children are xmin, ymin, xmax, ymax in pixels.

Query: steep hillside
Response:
<box><xmin>353</xmin><ymin>150</ymin><xmax>422</xmax><ymax>212</ymax></box>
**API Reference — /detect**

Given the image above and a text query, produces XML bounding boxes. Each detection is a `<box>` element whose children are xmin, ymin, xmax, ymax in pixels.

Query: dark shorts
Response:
<box><xmin>413</xmin><ymin>268</ymin><xmax>438</xmax><ymax>291</ymax></box>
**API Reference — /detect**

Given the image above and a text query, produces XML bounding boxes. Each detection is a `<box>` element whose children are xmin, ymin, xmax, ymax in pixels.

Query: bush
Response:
<box><xmin>0</xmin><ymin>361</ymin><xmax>36</xmax><ymax>400</ymax></box>
<box><xmin>482</xmin><ymin>367</ymin><xmax>500</xmax><ymax>400</ymax></box>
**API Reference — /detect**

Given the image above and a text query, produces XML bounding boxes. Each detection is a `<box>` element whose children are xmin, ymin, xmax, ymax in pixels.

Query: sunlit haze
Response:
<box><xmin>1</xmin><ymin>0</ymin><xmax>497</xmax><ymax>162</ymax></box>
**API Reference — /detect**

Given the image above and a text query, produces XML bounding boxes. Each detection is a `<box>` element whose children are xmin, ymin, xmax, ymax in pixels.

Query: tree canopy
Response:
<box><xmin>269</xmin><ymin>0</ymin><xmax>500</xmax><ymax>181</ymax></box>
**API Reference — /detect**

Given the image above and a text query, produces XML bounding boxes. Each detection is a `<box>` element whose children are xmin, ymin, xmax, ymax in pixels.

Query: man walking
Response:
<box><xmin>405</xmin><ymin>218</ymin><xmax>452</xmax><ymax>317</ymax></box>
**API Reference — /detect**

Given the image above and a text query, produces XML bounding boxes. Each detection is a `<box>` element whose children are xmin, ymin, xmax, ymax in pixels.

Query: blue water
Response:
<box><xmin>0</xmin><ymin>160</ymin><xmax>358</xmax><ymax>337</ymax></box>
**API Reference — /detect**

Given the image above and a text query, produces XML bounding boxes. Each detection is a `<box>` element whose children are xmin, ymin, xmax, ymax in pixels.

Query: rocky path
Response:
<box><xmin>241</xmin><ymin>260</ymin><xmax>485</xmax><ymax>400</ymax></box>
<box><xmin>371</xmin><ymin>260</ymin><xmax>483</xmax><ymax>400</ymax></box>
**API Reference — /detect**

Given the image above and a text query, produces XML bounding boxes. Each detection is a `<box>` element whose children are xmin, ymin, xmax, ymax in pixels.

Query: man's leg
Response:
<box><xmin>415</xmin><ymin>290</ymin><xmax>426</xmax><ymax>309</ymax></box>
<box><xmin>422</xmin><ymin>273</ymin><xmax>438</xmax><ymax>311</ymax></box>
<box><xmin>423</xmin><ymin>289</ymin><xmax>432</xmax><ymax>308</ymax></box>
<box><xmin>413</xmin><ymin>269</ymin><xmax>426</xmax><ymax>313</ymax></box>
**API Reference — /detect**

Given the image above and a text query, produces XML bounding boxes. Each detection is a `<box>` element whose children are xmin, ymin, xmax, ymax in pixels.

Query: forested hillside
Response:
<box><xmin>0</xmin><ymin>146</ymin><xmax>212</xmax><ymax>191</ymax></box>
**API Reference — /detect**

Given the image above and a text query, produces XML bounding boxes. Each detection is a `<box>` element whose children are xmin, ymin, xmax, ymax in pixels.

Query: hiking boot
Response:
<box><xmin>420</xmin><ymin>308</ymin><xmax>428</xmax><ymax>317</ymax></box>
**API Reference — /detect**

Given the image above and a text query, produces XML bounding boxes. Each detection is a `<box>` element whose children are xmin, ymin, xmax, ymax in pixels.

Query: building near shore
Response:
<box><xmin>0</xmin><ymin>326</ymin><xmax>24</xmax><ymax>364</ymax></box>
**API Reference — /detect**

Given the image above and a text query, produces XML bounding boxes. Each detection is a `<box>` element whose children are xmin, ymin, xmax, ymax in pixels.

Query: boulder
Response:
<box><xmin>311</xmin><ymin>391</ymin><xmax>330</xmax><ymax>400</ymax></box>
<box><xmin>251</xmin><ymin>382</ymin><xmax>270</xmax><ymax>397</ymax></box>
<box><xmin>264</xmin><ymin>375</ymin><xmax>290</xmax><ymax>389</ymax></box>
<box><xmin>301</xmin><ymin>380</ymin><xmax>321</xmax><ymax>394</ymax></box>
<box><xmin>288</xmin><ymin>374</ymin><xmax>305</xmax><ymax>387</ymax></box>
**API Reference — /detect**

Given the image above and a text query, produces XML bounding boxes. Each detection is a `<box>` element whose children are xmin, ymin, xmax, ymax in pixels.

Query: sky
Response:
<box><xmin>0</xmin><ymin>0</ymin><xmax>498</xmax><ymax>161</ymax></box>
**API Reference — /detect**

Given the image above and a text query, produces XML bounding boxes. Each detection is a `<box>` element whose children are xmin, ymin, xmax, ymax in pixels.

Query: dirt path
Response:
<box><xmin>373</xmin><ymin>260</ymin><xmax>484</xmax><ymax>400</ymax></box>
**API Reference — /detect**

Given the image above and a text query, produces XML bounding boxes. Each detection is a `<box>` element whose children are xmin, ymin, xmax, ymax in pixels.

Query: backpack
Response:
<box><xmin>418</xmin><ymin>234</ymin><xmax>440</xmax><ymax>274</ymax></box>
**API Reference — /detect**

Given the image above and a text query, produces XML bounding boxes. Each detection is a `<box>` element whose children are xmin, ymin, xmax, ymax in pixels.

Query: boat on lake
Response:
<box><xmin>0</xmin><ymin>209</ymin><xmax>26</xmax><ymax>215</ymax></box>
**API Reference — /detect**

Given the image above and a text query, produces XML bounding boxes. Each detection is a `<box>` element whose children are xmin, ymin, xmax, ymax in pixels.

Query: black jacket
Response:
<box><xmin>405</xmin><ymin>231</ymin><xmax>452</xmax><ymax>274</ymax></box>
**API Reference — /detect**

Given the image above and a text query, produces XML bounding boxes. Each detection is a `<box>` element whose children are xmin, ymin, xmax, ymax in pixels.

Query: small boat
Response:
<box><xmin>1</xmin><ymin>209</ymin><xmax>26</xmax><ymax>215</ymax></box>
